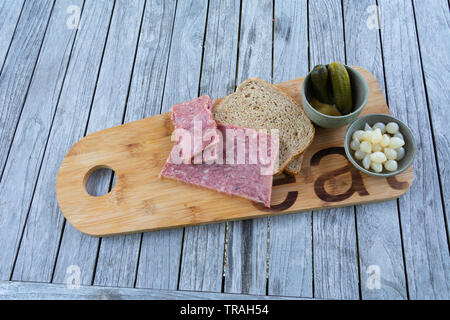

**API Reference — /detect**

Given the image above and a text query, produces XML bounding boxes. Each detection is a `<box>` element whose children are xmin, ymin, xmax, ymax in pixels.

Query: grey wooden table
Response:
<box><xmin>0</xmin><ymin>0</ymin><xmax>448</xmax><ymax>300</ymax></box>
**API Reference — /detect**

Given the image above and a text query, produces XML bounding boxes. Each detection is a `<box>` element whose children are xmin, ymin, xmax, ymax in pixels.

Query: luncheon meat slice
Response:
<box><xmin>160</xmin><ymin>124</ymin><xmax>279</xmax><ymax>207</ymax></box>
<box><xmin>171</xmin><ymin>95</ymin><xmax>219</xmax><ymax>162</ymax></box>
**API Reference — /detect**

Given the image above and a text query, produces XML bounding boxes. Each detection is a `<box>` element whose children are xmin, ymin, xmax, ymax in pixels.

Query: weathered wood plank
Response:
<box><xmin>135</xmin><ymin>0</ymin><xmax>209</xmax><ymax>290</ymax></box>
<box><xmin>343</xmin><ymin>0</ymin><xmax>407</xmax><ymax>299</ymax></box>
<box><xmin>10</xmin><ymin>0</ymin><xmax>115</xmax><ymax>282</ymax></box>
<box><xmin>179</xmin><ymin>225</ymin><xmax>226</xmax><ymax>292</ymax></box>
<box><xmin>0</xmin><ymin>0</ymin><xmax>53</xmax><ymax>177</ymax></box>
<box><xmin>268</xmin><ymin>0</ymin><xmax>313</xmax><ymax>298</ymax></box>
<box><xmin>85</xmin><ymin>0</ymin><xmax>145</xmax><ymax>136</ymax></box>
<box><xmin>269</xmin><ymin>213</ymin><xmax>312</xmax><ymax>297</ymax></box>
<box><xmin>197</xmin><ymin>0</ymin><xmax>240</xmax><ymax>98</ymax></box>
<box><xmin>0</xmin><ymin>0</ymin><xmax>83</xmax><ymax>281</ymax></box>
<box><xmin>0</xmin><ymin>0</ymin><xmax>24</xmax><ymax>72</ymax></box>
<box><xmin>135</xmin><ymin>229</ymin><xmax>183</xmax><ymax>289</ymax></box>
<box><xmin>124</xmin><ymin>0</ymin><xmax>177</xmax><ymax>123</ymax></box>
<box><xmin>225</xmin><ymin>218</ymin><xmax>269</xmax><ymax>294</ymax></box>
<box><xmin>413</xmin><ymin>0</ymin><xmax>449</xmax><ymax>233</ymax></box>
<box><xmin>0</xmin><ymin>280</ymin><xmax>308</xmax><ymax>300</ymax></box>
<box><xmin>309</xmin><ymin>0</ymin><xmax>360</xmax><ymax>299</ymax></box>
<box><xmin>224</xmin><ymin>0</ymin><xmax>272</xmax><ymax>295</ymax></box>
<box><xmin>93</xmin><ymin>234</ymin><xmax>142</xmax><ymax>287</ymax></box>
<box><xmin>52</xmin><ymin>224</ymin><xmax>98</xmax><ymax>285</ymax></box>
<box><xmin>354</xmin><ymin>203</ymin><xmax>407</xmax><ymax>299</ymax></box>
<box><xmin>53</xmin><ymin>0</ymin><xmax>146</xmax><ymax>287</ymax></box>
<box><xmin>378</xmin><ymin>0</ymin><xmax>449</xmax><ymax>299</ymax></box>
<box><xmin>273</xmin><ymin>0</ymin><xmax>309</xmax><ymax>83</ymax></box>
<box><xmin>159</xmin><ymin>0</ymin><xmax>209</xmax><ymax>110</ymax></box>
<box><xmin>234</xmin><ymin>0</ymin><xmax>272</xmax><ymax>84</ymax></box>
<box><xmin>343</xmin><ymin>0</ymin><xmax>386</xmax><ymax>95</ymax></box>
<box><xmin>178</xmin><ymin>0</ymin><xmax>239</xmax><ymax>293</ymax></box>
<box><xmin>312</xmin><ymin>207</ymin><xmax>359</xmax><ymax>299</ymax></box>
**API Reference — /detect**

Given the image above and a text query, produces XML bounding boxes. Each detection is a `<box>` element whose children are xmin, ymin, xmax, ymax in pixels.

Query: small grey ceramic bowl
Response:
<box><xmin>344</xmin><ymin>114</ymin><xmax>416</xmax><ymax>177</ymax></box>
<box><xmin>302</xmin><ymin>65</ymin><xmax>369</xmax><ymax>128</ymax></box>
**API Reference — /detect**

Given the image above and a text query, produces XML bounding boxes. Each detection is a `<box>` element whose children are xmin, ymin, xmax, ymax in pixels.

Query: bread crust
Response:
<box><xmin>284</xmin><ymin>153</ymin><xmax>305</xmax><ymax>175</ymax></box>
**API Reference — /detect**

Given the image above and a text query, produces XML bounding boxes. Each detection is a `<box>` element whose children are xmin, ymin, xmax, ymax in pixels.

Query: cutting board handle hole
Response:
<box><xmin>84</xmin><ymin>165</ymin><xmax>116</xmax><ymax>197</ymax></box>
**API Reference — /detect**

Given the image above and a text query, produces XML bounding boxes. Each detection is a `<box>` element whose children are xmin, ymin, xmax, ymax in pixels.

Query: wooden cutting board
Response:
<box><xmin>56</xmin><ymin>67</ymin><xmax>413</xmax><ymax>236</ymax></box>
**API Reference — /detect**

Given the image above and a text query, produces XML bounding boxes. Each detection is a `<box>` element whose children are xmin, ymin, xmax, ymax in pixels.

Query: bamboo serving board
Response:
<box><xmin>56</xmin><ymin>67</ymin><xmax>413</xmax><ymax>236</ymax></box>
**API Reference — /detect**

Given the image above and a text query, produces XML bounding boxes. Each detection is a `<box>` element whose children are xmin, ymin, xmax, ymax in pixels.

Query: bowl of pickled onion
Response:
<box><xmin>344</xmin><ymin>114</ymin><xmax>416</xmax><ymax>177</ymax></box>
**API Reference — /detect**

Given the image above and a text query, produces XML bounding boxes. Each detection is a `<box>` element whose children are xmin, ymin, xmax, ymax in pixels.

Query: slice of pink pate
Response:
<box><xmin>170</xmin><ymin>95</ymin><xmax>219</xmax><ymax>162</ymax></box>
<box><xmin>160</xmin><ymin>124</ymin><xmax>279</xmax><ymax>207</ymax></box>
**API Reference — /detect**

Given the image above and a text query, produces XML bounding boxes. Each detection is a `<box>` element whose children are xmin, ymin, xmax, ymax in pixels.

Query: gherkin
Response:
<box><xmin>327</xmin><ymin>62</ymin><xmax>353</xmax><ymax>115</ymax></box>
<box><xmin>310</xmin><ymin>64</ymin><xmax>333</xmax><ymax>105</ymax></box>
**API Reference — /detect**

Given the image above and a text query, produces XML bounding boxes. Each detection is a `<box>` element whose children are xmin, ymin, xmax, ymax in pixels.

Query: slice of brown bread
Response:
<box><xmin>285</xmin><ymin>153</ymin><xmax>304</xmax><ymax>175</ymax></box>
<box><xmin>213</xmin><ymin>78</ymin><xmax>314</xmax><ymax>174</ymax></box>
